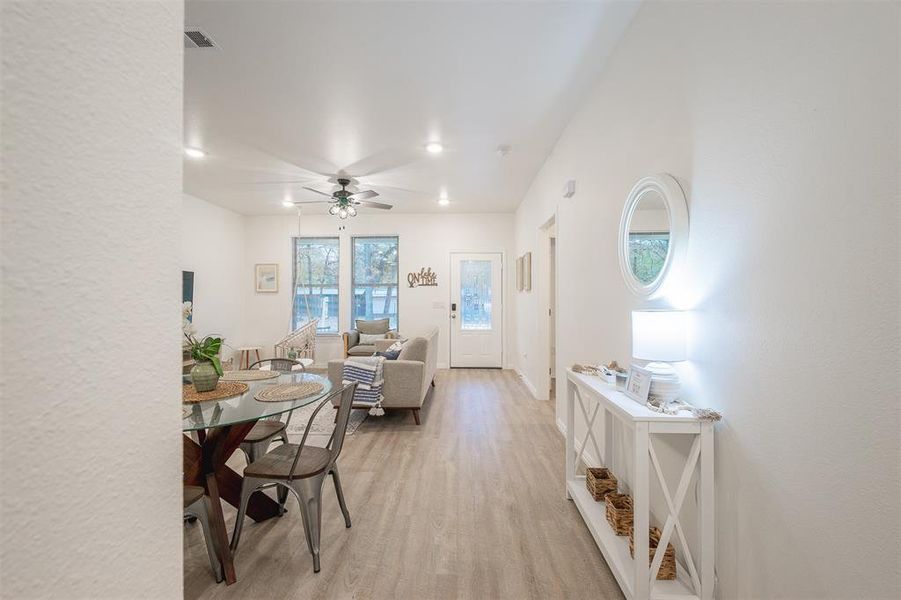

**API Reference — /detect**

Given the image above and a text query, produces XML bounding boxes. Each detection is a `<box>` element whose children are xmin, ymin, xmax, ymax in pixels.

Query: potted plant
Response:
<box><xmin>185</xmin><ymin>333</ymin><xmax>224</xmax><ymax>392</ymax></box>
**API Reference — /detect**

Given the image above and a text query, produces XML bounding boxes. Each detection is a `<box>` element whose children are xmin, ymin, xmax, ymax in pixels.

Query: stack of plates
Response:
<box><xmin>649</xmin><ymin>373</ymin><xmax>681</xmax><ymax>403</ymax></box>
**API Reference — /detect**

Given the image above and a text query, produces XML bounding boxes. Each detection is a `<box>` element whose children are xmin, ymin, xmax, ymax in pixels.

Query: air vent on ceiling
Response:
<box><xmin>184</xmin><ymin>28</ymin><xmax>217</xmax><ymax>49</ymax></box>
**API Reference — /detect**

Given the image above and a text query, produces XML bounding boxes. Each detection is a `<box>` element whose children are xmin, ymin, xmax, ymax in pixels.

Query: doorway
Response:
<box><xmin>545</xmin><ymin>221</ymin><xmax>558</xmax><ymax>400</ymax></box>
<box><xmin>548</xmin><ymin>233</ymin><xmax>557</xmax><ymax>400</ymax></box>
<box><xmin>449</xmin><ymin>252</ymin><xmax>503</xmax><ymax>368</ymax></box>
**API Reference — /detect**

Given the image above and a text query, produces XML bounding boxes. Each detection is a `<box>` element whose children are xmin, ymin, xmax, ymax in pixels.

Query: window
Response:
<box><xmin>293</xmin><ymin>237</ymin><xmax>339</xmax><ymax>333</ymax></box>
<box><xmin>352</xmin><ymin>236</ymin><xmax>398</xmax><ymax>329</ymax></box>
<box><xmin>460</xmin><ymin>259</ymin><xmax>492</xmax><ymax>330</ymax></box>
<box><xmin>628</xmin><ymin>232</ymin><xmax>669</xmax><ymax>284</ymax></box>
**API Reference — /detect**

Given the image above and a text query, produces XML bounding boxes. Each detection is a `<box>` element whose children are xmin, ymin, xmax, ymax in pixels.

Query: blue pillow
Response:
<box><xmin>375</xmin><ymin>349</ymin><xmax>401</xmax><ymax>360</ymax></box>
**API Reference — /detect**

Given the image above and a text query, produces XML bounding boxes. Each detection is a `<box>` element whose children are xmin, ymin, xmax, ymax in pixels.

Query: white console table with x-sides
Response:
<box><xmin>565</xmin><ymin>369</ymin><xmax>715</xmax><ymax>600</ymax></box>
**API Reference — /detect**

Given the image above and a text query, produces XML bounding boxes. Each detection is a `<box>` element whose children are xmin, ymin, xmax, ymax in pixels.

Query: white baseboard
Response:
<box><xmin>556</xmin><ymin>417</ymin><xmax>600</xmax><ymax>469</ymax></box>
<box><xmin>514</xmin><ymin>368</ymin><xmax>539</xmax><ymax>399</ymax></box>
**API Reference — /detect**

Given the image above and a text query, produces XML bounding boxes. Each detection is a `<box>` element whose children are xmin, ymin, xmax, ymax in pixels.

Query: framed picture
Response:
<box><xmin>255</xmin><ymin>263</ymin><xmax>279</xmax><ymax>293</ymax></box>
<box><xmin>523</xmin><ymin>252</ymin><xmax>532</xmax><ymax>291</ymax></box>
<box><xmin>624</xmin><ymin>364</ymin><xmax>652</xmax><ymax>404</ymax></box>
<box><xmin>516</xmin><ymin>256</ymin><xmax>523</xmax><ymax>291</ymax></box>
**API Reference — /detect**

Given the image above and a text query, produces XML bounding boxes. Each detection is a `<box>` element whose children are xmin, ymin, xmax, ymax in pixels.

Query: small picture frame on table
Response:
<box><xmin>624</xmin><ymin>364</ymin><xmax>652</xmax><ymax>404</ymax></box>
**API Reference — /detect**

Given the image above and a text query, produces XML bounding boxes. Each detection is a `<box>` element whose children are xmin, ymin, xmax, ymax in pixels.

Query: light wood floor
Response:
<box><xmin>184</xmin><ymin>369</ymin><xmax>623</xmax><ymax>599</ymax></box>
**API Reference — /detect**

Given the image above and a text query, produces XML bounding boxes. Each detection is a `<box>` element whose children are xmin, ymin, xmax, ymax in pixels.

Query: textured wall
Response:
<box><xmin>1</xmin><ymin>2</ymin><xmax>184</xmax><ymax>598</ymax></box>
<box><xmin>513</xmin><ymin>2</ymin><xmax>900</xmax><ymax>598</ymax></box>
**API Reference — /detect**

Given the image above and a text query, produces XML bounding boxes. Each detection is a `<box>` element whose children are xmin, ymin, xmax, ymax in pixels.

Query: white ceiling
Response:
<box><xmin>183</xmin><ymin>1</ymin><xmax>637</xmax><ymax>215</ymax></box>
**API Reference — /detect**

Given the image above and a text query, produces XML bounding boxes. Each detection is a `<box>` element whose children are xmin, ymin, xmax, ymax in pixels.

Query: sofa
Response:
<box><xmin>329</xmin><ymin>327</ymin><xmax>438</xmax><ymax>425</ymax></box>
<box><xmin>342</xmin><ymin>318</ymin><xmax>400</xmax><ymax>357</ymax></box>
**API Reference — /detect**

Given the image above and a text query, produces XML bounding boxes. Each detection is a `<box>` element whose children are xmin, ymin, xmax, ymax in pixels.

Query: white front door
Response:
<box><xmin>449</xmin><ymin>252</ymin><xmax>503</xmax><ymax>368</ymax></box>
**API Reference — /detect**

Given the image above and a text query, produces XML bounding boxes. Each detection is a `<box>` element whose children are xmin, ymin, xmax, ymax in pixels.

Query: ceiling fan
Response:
<box><xmin>289</xmin><ymin>178</ymin><xmax>393</xmax><ymax>219</ymax></box>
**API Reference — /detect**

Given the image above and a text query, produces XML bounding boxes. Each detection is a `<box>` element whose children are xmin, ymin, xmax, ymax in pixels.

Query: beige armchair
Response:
<box><xmin>329</xmin><ymin>328</ymin><xmax>438</xmax><ymax>425</ymax></box>
<box><xmin>342</xmin><ymin>318</ymin><xmax>399</xmax><ymax>357</ymax></box>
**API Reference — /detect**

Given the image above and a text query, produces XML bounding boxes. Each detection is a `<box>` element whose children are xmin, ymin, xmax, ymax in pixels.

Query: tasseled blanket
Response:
<box><xmin>342</xmin><ymin>356</ymin><xmax>386</xmax><ymax>416</ymax></box>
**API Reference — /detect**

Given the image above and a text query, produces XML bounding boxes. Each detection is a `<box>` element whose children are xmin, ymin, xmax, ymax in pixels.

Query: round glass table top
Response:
<box><xmin>182</xmin><ymin>371</ymin><xmax>333</xmax><ymax>431</ymax></box>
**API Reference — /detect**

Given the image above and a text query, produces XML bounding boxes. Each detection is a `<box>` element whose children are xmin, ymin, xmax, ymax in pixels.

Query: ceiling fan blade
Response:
<box><xmin>355</xmin><ymin>200</ymin><xmax>393</xmax><ymax>210</ymax></box>
<box><xmin>302</xmin><ymin>186</ymin><xmax>335</xmax><ymax>198</ymax></box>
<box><xmin>347</xmin><ymin>189</ymin><xmax>379</xmax><ymax>200</ymax></box>
<box><xmin>291</xmin><ymin>200</ymin><xmax>334</xmax><ymax>205</ymax></box>
<box><xmin>240</xmin><ymin>179</ymin><xmax>318</xmax><ymax>185</ymax></box>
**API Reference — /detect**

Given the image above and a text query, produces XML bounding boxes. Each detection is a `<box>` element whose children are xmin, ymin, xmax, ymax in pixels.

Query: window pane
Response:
<box><xmin>461</xmin><ymin>260</ymin><xmax>492</xmax><ymax>330</ymax></box>
<box><xmin>628</xmin><ymin>233</ymin><xmax>669</xmax><ymax>284</ymax></box>
<box><xmin>352</xmin><ymin>237</ymin><xmax>398</xmax><ymax>329</ymax></box>
<box><xmin>293</xmin><ymin>237</ymin><xmax>339</xmax><ymax>333</ymax></box>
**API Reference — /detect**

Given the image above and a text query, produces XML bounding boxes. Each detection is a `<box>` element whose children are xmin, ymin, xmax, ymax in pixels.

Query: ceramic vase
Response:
<box><xmin>191</xmin><ymin>360</ymin><xmax>219</xmax><ymax>392</ymax></box>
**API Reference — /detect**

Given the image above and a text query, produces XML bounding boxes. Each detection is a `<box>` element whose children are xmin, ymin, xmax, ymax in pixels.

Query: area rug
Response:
<box><xmin>286</xmin><ymin>401</ymin><xmax>368</xmax><ymax>436</ymax></box>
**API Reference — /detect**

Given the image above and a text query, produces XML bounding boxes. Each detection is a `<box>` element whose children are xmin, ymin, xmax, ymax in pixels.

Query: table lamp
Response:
<box><xmin>631</xmin><ymin>310</ymin><xmax>687</xmax><ymax>402</ymax></box>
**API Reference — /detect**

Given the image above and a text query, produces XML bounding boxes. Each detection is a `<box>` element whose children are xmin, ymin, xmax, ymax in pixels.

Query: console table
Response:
<box><xmin>565</xmin><ymin>369</ymin><xmax>715</xmax><ymax>600</ymax></box>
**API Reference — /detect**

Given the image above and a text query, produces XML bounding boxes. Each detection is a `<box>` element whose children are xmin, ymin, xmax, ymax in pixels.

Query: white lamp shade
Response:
<box><xmin>631</xmin><ymin>310</ymin><xmax>687</xmax><ymax>362</ymax></box>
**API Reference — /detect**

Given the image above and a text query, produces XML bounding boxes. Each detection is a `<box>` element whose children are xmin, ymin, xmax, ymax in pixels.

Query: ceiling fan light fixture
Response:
<box><xmin>338</xmin><ymin>207</ymin><xmax>348</xmax><ymax>219</ymax></box>
<box><xmin>347</xmin><ymin>206</ymin><xmax>357</xmax><ymax>217</ymax></box>
<box><xmin>329</xmin><ymin>205</ymin><xmax>339</xmax><ymax>216</ymax></box>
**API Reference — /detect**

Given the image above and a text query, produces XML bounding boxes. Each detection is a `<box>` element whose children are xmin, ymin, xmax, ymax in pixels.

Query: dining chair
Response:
<box><xmin>239</xmin><ymin>358</ymin><xmax>307</xmax><ymax>463</ymax></box>
<box><xmin>230</xmin><ymin>383</ymin><xmax>356</xmax><ymax>573</ymax></box>
<box><xmin>184</xmin><ymin>485</ymin><xmax>223</xmax><ymax>583</ymax></box>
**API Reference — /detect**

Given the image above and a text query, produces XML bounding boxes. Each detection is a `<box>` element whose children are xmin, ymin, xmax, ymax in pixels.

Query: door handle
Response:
<box><xmin>450</xmin><ymin>313</ymin><xmax>457</xmax><ymax>319</ymax></box>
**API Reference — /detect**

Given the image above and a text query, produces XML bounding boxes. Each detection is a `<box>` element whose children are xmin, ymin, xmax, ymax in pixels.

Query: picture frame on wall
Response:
<box><xmin>624</xmin><ymin>364</ymin><xmax>652</xmax><ymax>404</ymax></box>
<box><xmin>516</xmin><ymin>256</ymin><xmax>523</xmax><ymax>291</ymax></box>
<box><xmin>255</xmin><ymin>263</ymin><xmax>279</xmax><ymax>293</ymax></box>
<box><xmin>523</xmin><ymin>252</ymin><xmax>532</xmax><ymax>291</ymax></box>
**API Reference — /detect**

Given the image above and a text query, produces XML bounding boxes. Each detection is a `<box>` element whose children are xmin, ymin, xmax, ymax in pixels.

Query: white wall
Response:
<box><xmin>243</xmin><ymin>212</ymin><xmax>515</xmax><ymax>368</ymax></box>
<box><xmin>513</xmin><ymin>2</ymin><xmax>900</xmax><ymax>599</ymax></box>
<box><xmin>182</xmin><ymin>193</ymin><xmax>246</xmax><ymax>362</ymax></box>
<box><xmin>1</xmin><ymin>2</ymin><xmax>183</xmax><ymax>598</ymax></box>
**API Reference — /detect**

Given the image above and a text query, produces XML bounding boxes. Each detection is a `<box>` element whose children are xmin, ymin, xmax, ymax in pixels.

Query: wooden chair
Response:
<box><xmin>230</xmin><ymin>384</ymin><xmax>356</xmax><ymax>573</ymax></box>
<box><xmin>183</xmin><ymin>485</ymin><xmax>223</xmax><ymax>583</ymax></box>
<box><xmin>239</xmin><ymin>358</ymin><xmax>307</xmax><ymax>463</ymax></box>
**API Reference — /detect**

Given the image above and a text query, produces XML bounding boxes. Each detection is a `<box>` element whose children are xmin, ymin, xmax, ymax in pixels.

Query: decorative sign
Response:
<box><xmin>407</xmin><ymin>267</ymin><xmax>438</xmax><ymax>288</ymax></box>
<box><xmin>624</xmin><ymin>364</ymin><xmax>652</xmax><ymax>404</ymax></box>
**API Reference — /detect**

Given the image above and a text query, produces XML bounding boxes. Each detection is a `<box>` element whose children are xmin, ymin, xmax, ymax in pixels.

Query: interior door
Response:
<box><xmin>450</xmin><ymin>253</ymin><xmax>503</xmax><ymax>368</ymax></box>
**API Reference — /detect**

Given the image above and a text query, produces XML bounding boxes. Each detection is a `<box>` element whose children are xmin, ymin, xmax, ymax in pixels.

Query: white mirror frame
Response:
<box><xmin>617</xmin><ymin>173</ymin><xmax>689</xmax><ymax>299</ymax></box>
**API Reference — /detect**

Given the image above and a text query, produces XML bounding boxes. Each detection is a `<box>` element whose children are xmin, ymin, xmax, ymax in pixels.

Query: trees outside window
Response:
<box><xmin>293</xmin><ymin>237</ymin><xmax>339</xmax><ymax>333</ymax></box>
<box><xmin>352</xmin><ymin>236</ymin><xmax>398</xmax><ymax>329</ymax></box>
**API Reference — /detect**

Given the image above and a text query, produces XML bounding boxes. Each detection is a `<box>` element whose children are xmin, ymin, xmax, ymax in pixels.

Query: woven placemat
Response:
<box><xmin>183</xmin><ymin>381</ymin><xmax>249</xmax><ymax>404</ymax></box>
<box><xmin>221</xmin><ymin>370</ymin><xmax>280</xmax><ymax>382</ymax></box>
<box><xmin>254</xmin><ymin>381</ymin><xmax>324</xmax><ymax>403</ymax></box>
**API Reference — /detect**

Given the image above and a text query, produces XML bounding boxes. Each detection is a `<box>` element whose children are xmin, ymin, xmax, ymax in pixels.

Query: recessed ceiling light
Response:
<box><xmin>438</xmin><ymin>197</ymin><xmax>449</xmax><ymax>206</ymax></box>
<box><xmin>425</xmin><ymin>142</ymin><xmax>443</xmax><ymax>154</ymax></box>
<box><xmin>184</xmin><ymin>147</ymin><xmax>205</xmax><ymax>159</ymax></box>
<box><xmin>282</xmin><ymin>200</ymin><xmax>294</xmax><ymax>208</ymax></box>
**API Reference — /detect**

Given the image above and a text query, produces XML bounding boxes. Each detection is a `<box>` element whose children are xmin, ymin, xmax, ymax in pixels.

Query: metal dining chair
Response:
<box><xmin>230</xmin><ymin>383</ymin><xmax>356</xmax><ymax>573</ymax></box>
<box><xmin>183</xmin><ymin>485</ymin><xmax>223</xmax><ymax>583</ymax></box>
<box><xmin>239</xmin><ymin>358</ymin><xmax>307</xmax><ymax>463</ymax></box>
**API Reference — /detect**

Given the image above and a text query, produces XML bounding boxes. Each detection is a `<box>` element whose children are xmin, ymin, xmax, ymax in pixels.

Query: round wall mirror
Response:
<box><xmin>617</xmin><ymin>174</ymin><xmax>688</xmax><ymax>299</ymax></box>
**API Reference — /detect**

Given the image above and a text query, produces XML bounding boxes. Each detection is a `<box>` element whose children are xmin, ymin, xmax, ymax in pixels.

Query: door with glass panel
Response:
<box><xmin>449</xmin><ymin>253</ymin><xmax>503</xmax><ymax>368</ymax></box>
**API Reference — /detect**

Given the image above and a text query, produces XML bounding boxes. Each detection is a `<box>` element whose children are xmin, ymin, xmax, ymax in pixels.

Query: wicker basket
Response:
<box><xmin>628</xmin><ymin>526</ymin><xmax>676</xmax><ymax>580</ymax></box>
<box><xmin>604</xmin><ymin>493</ymin><xmax>633</xmax><ymax>536</ymax></box>
<box><xmin>586</xmin><ymin>468</ymin><xmax>618</xmax><ymax>501</ymax></box>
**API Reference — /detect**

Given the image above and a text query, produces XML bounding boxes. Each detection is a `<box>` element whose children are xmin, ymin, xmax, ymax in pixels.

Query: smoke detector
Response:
<box><xmin>496</xmin><ymin>144</ymin><xmax>512</xmax><ymax>158</ymax></box>
<box><xmin>184</xmin><ymin>28</ymin><xmax>218</xmax><ymax>49</ymax></box>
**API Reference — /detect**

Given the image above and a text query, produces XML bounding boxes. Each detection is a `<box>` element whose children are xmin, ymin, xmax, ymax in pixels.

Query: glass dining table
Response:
<box><xmin>182</xmin><ymin>370</ymin><xmax>333</xmax><ymax>585</ymax></box>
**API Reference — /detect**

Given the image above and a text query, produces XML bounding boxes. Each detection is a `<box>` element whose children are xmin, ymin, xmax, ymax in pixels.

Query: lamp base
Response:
<box><xmin>644</xmin><ymin>362</ymin><xmax>681</xmax><ymax>402</ymax></box>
